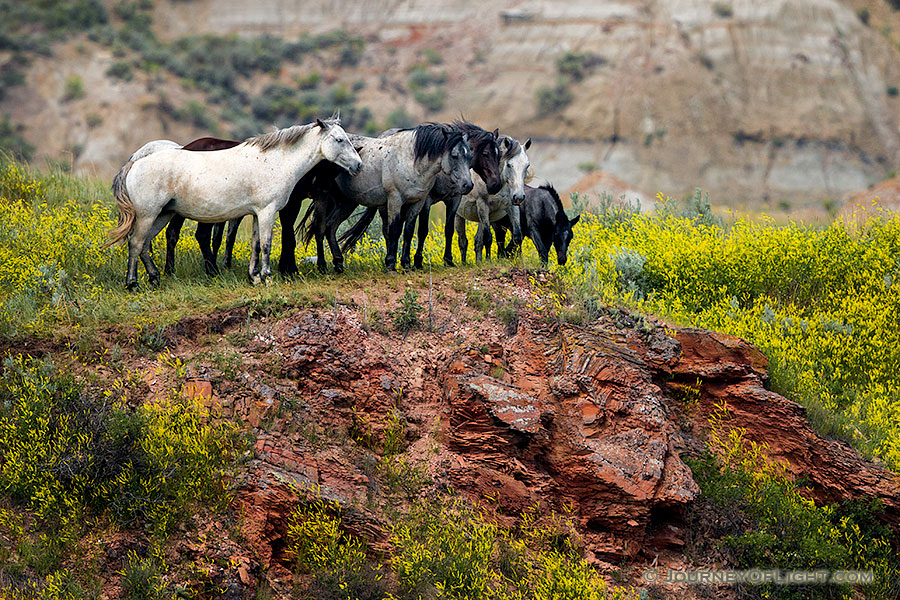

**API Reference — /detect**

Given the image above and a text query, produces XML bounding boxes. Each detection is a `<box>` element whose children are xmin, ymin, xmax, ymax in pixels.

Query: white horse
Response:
<box><xmin>106</xmin><ymin>118</ymin><xmax>363</xmax><ymax>289</ymax></box>
<box><xmin>455</xmin><ymin>136</ymin><xmax>532</xmax><ymax>263</ymax></box>
<box><xmin>305</xmin><ymin>123</ymin><xmax>474</xmax><ymax>272</ymax></box>
<box><xmin>126</xmin><ymin>139</ymin><xmax>181</xmax><ymax>161</ymax></box>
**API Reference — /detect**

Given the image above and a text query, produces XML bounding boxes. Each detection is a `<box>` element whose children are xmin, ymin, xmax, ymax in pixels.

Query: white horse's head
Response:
<box><xmin>316</xmin><ymin>118</ymin><xmax>363</xmax><ymax>176</ymax></box>
<box><xmin>442</xmin><ymin>132</ymin><xmax>474</xmax><ymax>195</ymax></box>
<box><xmin>500</xmin><ymin>137</ymin><xmax>531</xmax><ymax>205</ymax></box>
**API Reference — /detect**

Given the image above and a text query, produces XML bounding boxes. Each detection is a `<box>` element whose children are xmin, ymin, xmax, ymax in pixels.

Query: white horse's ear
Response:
<box><xmin>316</xmin><ymin>118</ymin><xmax>327</xmax><ymax>129</ymax></box>
<box><xmin>492</xmin><ymin>128</ymin><xmax>499</xmax><ymax>139</ymax></box>
<box><xmin>524</xmin><ymin>138</ymin><xmax>532</xmax><ymax>150</ymax></box>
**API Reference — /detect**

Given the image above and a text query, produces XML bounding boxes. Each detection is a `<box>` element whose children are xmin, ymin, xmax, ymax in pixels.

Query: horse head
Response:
<box><xmin>553</xmin><ymin>208</ymin><xmax>580</xmax><ymax>266</ymax></box>
<box><xmin>317</xmin><ymin>118</ymin><xmax>363</xmax><ymax>176</ymax></box>
<box><xmin>441</xmin><ymin>130</ymin><xmax>474</xmax><ymax>195</ymax></box>
<box><xmin>500</xmin><ymin>137</ymin><xmax>531</xmax><ymax>205</ymax></box>
<box><xmin>455</xmin><ymin>122</ymin><xmax>502</xmax><ymax>195</ymax></box>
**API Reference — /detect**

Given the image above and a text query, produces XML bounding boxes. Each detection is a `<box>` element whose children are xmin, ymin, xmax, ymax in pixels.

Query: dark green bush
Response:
<box><xmin>106</xmin><ymin>60</ymin><xmax>134</xmax><ymax>81</ymax></box>
<box><xmin>536</xmin><ymin>79</ymin><xmax>573</xmax><ymax>114</ymax></box>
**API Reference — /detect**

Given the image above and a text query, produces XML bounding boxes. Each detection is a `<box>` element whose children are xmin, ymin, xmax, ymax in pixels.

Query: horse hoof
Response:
<box><xmin>279</xmin><ymin>265</ymin><xmax>299</xmax><ymax>278</ymax></box>
<box><xmin>317</xmin><ymin>264</ymin><xmax>328</xmax><ymax>275</ymax></box>
<box><xmin>126</xmin><ymin>282</ymin><xmax>139</xmax><ymax>292</ymax></box>
<box><xmin>334</xmin><ymin>264</ymin><xmax>345</xmax><ymax>274</ymax></box>
<box><xmin>148</xmin><ymin>275</ymin><xmax>160</xmax><ymax>288</ymax></box>
<box><xmin>443</xmin><ymin>259</ymin><xmax>455</xmax><ymax>267</ymax></box>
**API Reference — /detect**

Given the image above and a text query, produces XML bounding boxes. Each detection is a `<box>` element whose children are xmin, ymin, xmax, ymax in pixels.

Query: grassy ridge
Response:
<box><xmin>2</xmin><ymin>160</ymin><xmax>900</xmax><ymax>471</ymax></box>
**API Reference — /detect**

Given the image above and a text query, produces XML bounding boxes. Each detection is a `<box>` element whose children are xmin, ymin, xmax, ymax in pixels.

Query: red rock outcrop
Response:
<box><xmin>223</xmin><ymin>296</ymin><xmax>900</xmax><ymax>569</ymax></box>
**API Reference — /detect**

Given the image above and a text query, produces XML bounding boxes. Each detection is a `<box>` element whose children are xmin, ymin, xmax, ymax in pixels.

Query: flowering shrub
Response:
<box><xmin>286</xmin><ymin>497</ymin><xmax>636</xmax><ymax>600</ymax></box>
<box><xmin>687</xmin><ymin>402</ymin><xmax>899</xmax><ymax>599</ymax></box>
<box><xmin>558</xmin><ymin>195</ymin><xmax>900</xmax><ymax>472</ymax></box>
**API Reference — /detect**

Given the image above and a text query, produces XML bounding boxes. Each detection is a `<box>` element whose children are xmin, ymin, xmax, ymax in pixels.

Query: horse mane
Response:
<box><xmin>244</xmin><ymin>119</ymin><xmax>338</xmax><ymax>152</ymax></box>
<box><xmin>452</xmin><ymin>121</ymin><xmax>495</xmax><ymax>155</ymax></box>
<box><xmin>500</xmin><ymin>136</ymin><xmax>522</xmax><ymax>162</ymax></box>
<box><xmin>538</xmin><ymin>183</ymin><xmax>568</xmax><ymax>218</ymax></box>
<box><xmin>413</xmin><ymin>123</ymin><xmax>465</xmax><ymax>162</ymax></box>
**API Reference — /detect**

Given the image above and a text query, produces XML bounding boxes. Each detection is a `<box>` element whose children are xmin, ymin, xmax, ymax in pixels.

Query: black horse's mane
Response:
<box><xmin>413</xmin><ymin>123</ymin><xmax>466</xmax><ymax>162</ymax></box>
<box><xmin>538</xmin><ymin>183</ymin><xmax>563</xmax><ymax>210</ymax></box>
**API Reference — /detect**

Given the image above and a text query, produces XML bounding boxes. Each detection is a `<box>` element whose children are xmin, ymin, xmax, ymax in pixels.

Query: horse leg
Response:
<box><xmin>195</xmin><ymin>223</ymin><xmax>219</xmax><ymax>276</ymax></box>
<box><xmin>443</xmin><ymin>196</ymin><xmax>460</xmax><ymax>267</ymax></box>
<box><xmin>509</xmin><ymin>206</ymin><xmax>524</xmax><ymax>257</ymax></box>
<box><xmin>277</xmin><ymin>200</ymin><xmax>302</xmax><ymax>277</ymax></box>
<box><xmin>454</xmin><ymin>214</ymin><xmax>469</xmax><ymax>264</ymax></box>
<box><xmin>384</xmin><ymin>192</ymin><xmax>404</xmax><ymax>272</ymax></box>
<box><xmin>126</xmin><ymin>215</ymin><xmax>157</xmax><ymax>290</ymax></box>
<box><xmin>401</xmin><ymin>200</ymin><xmax>426</xmax><ymax>270</ymax></box>
<box><xmin>493</xmin><ymin>222</ymin><xmax>507</xmax><ymax>259</ymax></box>
<box><xmin>413</xmin><ymin>204</ymin><xmax>430</xmax><ymax>270</ymax></box>
<box><xmin>529</xmin><ymin>221</ymin><xmax>550</xmax><ymax>266</ymax></box>
<box><xmin>211</xmin><ymin>221</ymin><xmax>225</xmax><ymax>263</ymax></box>
<box><xmin>139</xmin><ymin>212</ymin><xmax>174</xmax><ymax>288</ymax></box>
<box><xmin>325</xmin><ymin>202</ymin><xmax>357</xmax><ymax>274</ymax></box>
<box><xmin>476</xmin><ymin>222</ymin><xmax>493</xmax><ymax>263</ymax></box>
<box><xmin>248</xmin><ymin>216</ymin><xmax>261</xmax><ymax>283</ymax></box>
<box><xmin>256</xmin><ymin>207</ymin><xmax>277</xmax><ymax>284</ymax></box>
<box><xmin>474</xmin><ymin>199</ymin><xmax>492</xmax><ymax>264</ymax></box>
<box><xmin>164</xmin><ymin>214</ymin><xmax>185</xmax><ymax>276</ymax></box>
<box><xmin>223</xmin><ymin>217</ymin><xmax>242</xmax><ymax>269</ymax></box>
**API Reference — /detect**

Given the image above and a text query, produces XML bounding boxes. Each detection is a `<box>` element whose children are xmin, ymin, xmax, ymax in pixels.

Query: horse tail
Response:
<box><xmin>339</xmin><ymin>207</ymin><xmax>378</xmax><ymax>254</ymax></box>
<box><xmin>104</xmin><ymin>160</ymin><xmax>136</xmax><ymax>248</ymax></box>
<box><xmin>295</xmin><ymin>202</ymin><xmax>317</xmax><ymax>248</ymax></box>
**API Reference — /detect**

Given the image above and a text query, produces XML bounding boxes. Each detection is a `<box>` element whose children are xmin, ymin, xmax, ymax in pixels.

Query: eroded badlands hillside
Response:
<box><xmin>4</xmin><ymin>0</ymin><xmax>900</xmax><ymax>213</ymax></box>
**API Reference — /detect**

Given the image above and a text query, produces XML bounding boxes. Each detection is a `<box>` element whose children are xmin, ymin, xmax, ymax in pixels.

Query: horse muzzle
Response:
<box><xmin>345</xmin><ymin>159</ymin><xmax>364</xmax><ymax>176</ymax></box>
<box><xmin>511</xmin><ymin>192</ymin><xmax>525</xmax><ymax>206</ymax></box>
<box><xmin>486</xmin><ymin>179</ymin><xmax>503</xmax><ymax>195</ymax></box>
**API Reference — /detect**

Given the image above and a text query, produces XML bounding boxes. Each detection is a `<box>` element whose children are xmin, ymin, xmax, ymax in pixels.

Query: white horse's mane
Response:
<box><xmin>244</xmin><ymin>119</ymin><xmax>338</xmax><ymax>152</ymax></box>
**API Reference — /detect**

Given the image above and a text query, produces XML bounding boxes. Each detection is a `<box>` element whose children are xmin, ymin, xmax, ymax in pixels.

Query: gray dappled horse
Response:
<box><xmin>338</xmin><ymin>122</ymin><xmax>503</xmax><ymax>270</ymax></box>
<box><xmin>300</xmin><ymin>123</ymin><xmax>474</xmax><ymax>272</ymax></box>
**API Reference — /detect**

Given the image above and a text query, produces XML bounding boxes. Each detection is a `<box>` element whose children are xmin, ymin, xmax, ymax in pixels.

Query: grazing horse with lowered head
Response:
<box><xmin>105</xmin><ymin>118</ymin><xmax>363</xmax><ymax>289</ymax></box>
<box><xmin>336</xmin><ymin>121</ymin><xmax>502</xmax><ymax>270</ymax></box>
<box><xmin>301</xmin><ymin>123</ymin><xmax>474</xmax><ymax>273</ymax></box>
<box><xmin>494</xmin><ymin>183</ymin><xmax>581</xmax><ymax>266</ymax></box>
<box><xmin>454</xmin><ymin>136</ymin><xmax>531</xmax><ymax>263</ymax></box>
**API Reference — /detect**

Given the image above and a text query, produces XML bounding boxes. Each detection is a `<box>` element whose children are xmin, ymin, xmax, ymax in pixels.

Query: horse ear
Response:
<box><xmin>316</xmin><ymin>118</ymin><xmax>327</xmax><ymax>129</ymax></box>
<box><xmin>492</xmin><ymin>128</ymin><xmax>499</xmax><ymax>139</ymax></box>
<box><xmin>524</xmin><ymin>138</ymin><xmax>532</xmax><ymax>150</ymax></box>
<box><xmin>570</xmin><ymin>214</ymin><xmax>581</xmax><ymax>227</ymax></box>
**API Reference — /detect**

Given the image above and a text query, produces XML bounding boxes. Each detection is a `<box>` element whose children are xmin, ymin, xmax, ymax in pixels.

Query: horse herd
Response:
<box><xmin>106</xmin><ymin>117</ymin><xmax>580</xmax><ymax>290</ymax></box>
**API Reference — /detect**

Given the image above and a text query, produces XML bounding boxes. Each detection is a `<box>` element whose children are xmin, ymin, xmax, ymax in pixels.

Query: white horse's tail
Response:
<box><xmin>104</xmin><ymin>160</ymin><xmax>136</xmax><ymax>248</ymax></box>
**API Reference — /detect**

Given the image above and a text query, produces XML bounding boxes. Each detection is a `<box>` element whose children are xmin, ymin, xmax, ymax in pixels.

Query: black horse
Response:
<box><xmin>494</xmin><ymin>183</ymin><xmax>580</xmax><ymax>266</ymax></box>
